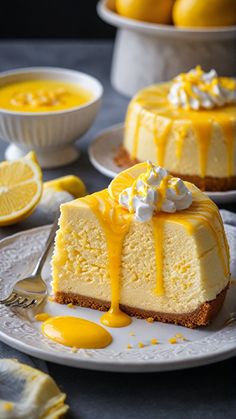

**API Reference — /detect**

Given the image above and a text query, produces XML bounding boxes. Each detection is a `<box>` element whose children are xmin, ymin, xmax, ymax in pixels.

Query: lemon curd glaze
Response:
<box><xmin>41</xmin><ymin>316</ymin><xmax>112</xmax><ymax>349</ymax></box>
<box><xmin>0</xmin><ymin>80</ymin><xmax>94</xmax><ymax>112</ymax></box>
<box><xmin>124</xmin><ymin>80</ymin><xmax>236</xmax><ymax>178</ymax></box>
<box><xmin>78</xmin><ymin>177</ymin><xmax>230</xmax><ymax>328</ymax></box>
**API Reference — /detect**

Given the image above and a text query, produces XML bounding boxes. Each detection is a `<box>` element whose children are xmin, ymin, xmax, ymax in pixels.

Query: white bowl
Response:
<box><xmin>98</xmin><ymin>0</ymin><xmax>236</xmax><ymax>97</ymax></box>
<box><xmin>0</xmin><ymin>67</ymin><xmax>103</xmax><ymax>168</ymax></box>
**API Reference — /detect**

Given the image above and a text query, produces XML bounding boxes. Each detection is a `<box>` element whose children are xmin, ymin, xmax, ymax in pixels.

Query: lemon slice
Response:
<box><xmin>108</xmin><ymin>162</ymin><xmax>148</xmax><ymax>201</ymax></box>
<box><xmin>0</xmin><ymin>152</ymin><xmax>42</xmax><ymax>226</ymax></box>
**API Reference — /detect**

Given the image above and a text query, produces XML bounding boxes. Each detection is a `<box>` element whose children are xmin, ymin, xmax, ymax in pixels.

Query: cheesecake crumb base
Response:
<box><xmin>55</xmin><ymin>286</ymin><xmax>228</xmax><ymax>329</ymax></box>
<box><xmin>114</xmin><ymin>146</ymin><xmax>236</xmax><ymax>192</ymax></box>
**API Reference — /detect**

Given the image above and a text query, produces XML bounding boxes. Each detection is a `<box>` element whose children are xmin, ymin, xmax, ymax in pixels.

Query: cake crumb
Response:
<box><xmin>3</xmin><ymin>402</ymin><xmax>14</xmax><ymax>411</ymax></box>
<box><xmin>175</xmin><ymin>333</ymin><xmax>183</xmax><ymax>338</ymax></box>
<box><xmin>169</xmin><ymin>333</ymin><xmax>188</xmax><ymax>344</ymax></box>
<box><xmin>146</xmin><ymin>317</ymin><xmax>154</xmax><ymax>323</ymax></box>
<box><xmin>151</xmin><ymin>338</ymin><xmax>158</xmax><ymax>345</ymax></box>
<box><xmin>35</xmin><ymin>312</ymin><xmax>51</xmax><ymax>322</ymax></box>
<box><xmin>48</xmin><ymin>296</ymin><xmax>54</xmax><ymax>302</ymax></box>
<box><xmin>174</xmin><ymin>333</ymin><xmax>188</xmax><ymax>342</ymax></box>
<box><xmin>138</xmin><ymin>342</ymin><xmax>145</xmax><ymax>348</ymax></box>
<box><xmin>71</xmin><ymin>347</ymin><xmax>78</xmax><ymax>353</ymax></box>
<box><xmin>67</xmin><ymin>303</ymin><xmax>75</xmax><ymax>309</ymax></box>
<box><xmin>127</xmin><ymin>344</ymin><xmax>132</xmax><ymax>349</ymax></box>
<box><xmin>129</xmin><ymin>332</ymin><xmax>135</xmax><ymax>336</ymax></box>
<box><xmin>169</xmin><ymin>337</ymin><xmax>177</xmax><ymax>344</ymax></box>
<box><xmin>230</xmin><ymin>278</ymin><xmax>236</xmax><ymax>285</ymax></box>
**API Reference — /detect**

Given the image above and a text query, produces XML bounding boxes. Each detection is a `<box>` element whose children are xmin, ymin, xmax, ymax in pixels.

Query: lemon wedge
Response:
<box><xmin>0</xmin><ymin>152</ymin><xmax>42</xmax><ymax>226</ymax></box>
<box><xmin>44</xmin><ymin>175</ymin><xmax>86</xmax><ymax>198</ymax></box>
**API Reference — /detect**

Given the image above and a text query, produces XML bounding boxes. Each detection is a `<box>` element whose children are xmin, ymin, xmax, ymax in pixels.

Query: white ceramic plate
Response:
<box><xmin>89</xmin><ymin>123</ymin><xmax>236</xmax><ymax>205</ymax></box>
<box><xmin>0</xmin><ymin>226</ymin><xmax>236</xmax><ymax>372</ymax></box>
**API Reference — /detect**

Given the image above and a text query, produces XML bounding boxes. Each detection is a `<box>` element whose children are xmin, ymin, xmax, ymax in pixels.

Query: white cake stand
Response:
<box><xmin>97</xmin><ymin>0</ymin><xmax>236</xmax><ymax>97</ymax></box>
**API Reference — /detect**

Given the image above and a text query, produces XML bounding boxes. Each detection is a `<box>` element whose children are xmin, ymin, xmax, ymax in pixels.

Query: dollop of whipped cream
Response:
<box><xmin>168</xmin><ymin>66</ymin><xmax>236</xmax><ymax>110</ymax></box>
<box><xmin>118</xmin><ymin>162</ymin><xmax>192</xmax><ymax>222</ymax></box>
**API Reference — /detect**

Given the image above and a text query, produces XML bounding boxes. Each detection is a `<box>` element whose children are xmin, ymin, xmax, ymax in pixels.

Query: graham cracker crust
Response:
<box><xmin>114</xmin><ymin>146</ymin><xmax>236</xmax><ymax>192</ymax></box>
<box><xmin>55</xmin><ymin>285</ymin><xmax>228</xmax><ymax>329</ymax></box>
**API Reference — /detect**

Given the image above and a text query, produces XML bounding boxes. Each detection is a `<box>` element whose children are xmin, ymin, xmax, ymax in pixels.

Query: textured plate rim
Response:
<box><xmin>0</xmin><ymin>226</ymin><xmax>236</xmax><ymax>372</ymax></box>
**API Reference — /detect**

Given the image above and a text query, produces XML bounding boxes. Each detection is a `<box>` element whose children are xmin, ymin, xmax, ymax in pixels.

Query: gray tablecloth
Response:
<box><xmin>0</xmin><ymin>41</ymin><xmax>235</xmax><ymax>419</ymax></box>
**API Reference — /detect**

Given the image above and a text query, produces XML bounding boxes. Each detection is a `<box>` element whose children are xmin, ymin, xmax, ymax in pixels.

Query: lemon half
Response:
<box><xmin>0</xmin><ymin>152</ymin><xmax>42</xmax><ymax>226</ymax></box>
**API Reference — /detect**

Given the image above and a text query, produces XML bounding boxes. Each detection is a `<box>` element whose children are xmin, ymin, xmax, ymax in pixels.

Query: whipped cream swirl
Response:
<box><xmin>168</xmin><ymin>66</ymin><xmax>236</xmax><ymax>110</ymax></box>
<box><xmin>119</xmin><ymin>162</ymin><xmax>192</xmax><ymax>222</ymax></box>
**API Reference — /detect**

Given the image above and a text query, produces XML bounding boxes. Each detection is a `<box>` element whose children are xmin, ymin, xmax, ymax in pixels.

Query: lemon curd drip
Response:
<box><xmin>128</xmin><ymin>80</ymin><xmax>236</xmax><ymax>178</ymax></box>
<box><xmin>154</xmin><ymin>119</ymin><xmax>172</xmax><ymax>167</ymax></box>
<box><xmin>82</xmin><ymin>191</ymin><xmax>132</xmax><ymax>328</ymax></box>
<box><xmin>175</xmin><ymin>125</ymin><xmax>188</xmax><ymax>160</ymax></box>
<box><xmin>0</xmin><ymin>80</ymin><xmax>94</xmax><ymax>112</ymax></box>
<box><xmin>42</xmin><ymin>316</ymin><xmax>112</xmax><ymax>348</ymax></box>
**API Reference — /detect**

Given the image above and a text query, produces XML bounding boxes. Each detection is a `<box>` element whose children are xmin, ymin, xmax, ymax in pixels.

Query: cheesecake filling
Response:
<box><xmin>168</xmin><ymin>66</ymin><xmax>236</xmax><ymax>110</ymax></box>
<box><xmin>118</xmin><ymin>161</ymin><xmax>192</xmax><ymax>222</ymax></box>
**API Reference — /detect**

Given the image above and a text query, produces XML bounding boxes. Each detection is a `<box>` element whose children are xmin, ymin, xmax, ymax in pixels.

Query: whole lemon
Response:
<box><xmin>116</xmin><ymin>0</ymin><xmax>175</xmax><ymax>24</ymax></box>
<box><xmin>173</xmin><ymin>0</ymin><xmax>236</xmax><ymax>27</ymax></box>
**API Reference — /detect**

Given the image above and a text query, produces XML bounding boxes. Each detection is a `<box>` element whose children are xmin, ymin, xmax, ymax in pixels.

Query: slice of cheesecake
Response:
<box><xmin>52</xmin><ymin>162</ymin><xmax>230</xmax><ymax>328</ymax></box>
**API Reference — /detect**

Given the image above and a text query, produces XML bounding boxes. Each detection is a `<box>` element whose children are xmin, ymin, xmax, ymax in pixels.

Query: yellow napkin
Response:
<box><xmin>0</xmin><ymin>358</ymin><xmax>69</xmax><ymax>418</ymax></box>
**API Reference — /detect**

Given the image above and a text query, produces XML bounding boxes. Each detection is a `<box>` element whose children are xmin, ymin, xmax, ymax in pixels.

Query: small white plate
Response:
<box><xmin>0</xmin><ymin>226</ymin><xmax>235</xmax><ymax>372</ymax></box>
<box><xmin>89</xmin><ymin>123</ymin><xmax>236</xmax><ymax>205</ymax></box>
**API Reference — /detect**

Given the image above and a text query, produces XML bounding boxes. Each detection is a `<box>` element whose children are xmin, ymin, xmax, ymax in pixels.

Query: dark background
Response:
<box><xmin>0</xmin><ymin>0</ymin><xmax>114</xmax><ymax>39</ymax></box>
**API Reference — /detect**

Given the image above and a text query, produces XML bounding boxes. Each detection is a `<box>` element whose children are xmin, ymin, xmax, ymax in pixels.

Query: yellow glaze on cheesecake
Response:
<box><xmin>121</xmin><ymin>68</ymin><xmax>236</xmax><ymax>191</ymax></box>
<box><xmin>52</xmin><ymin>163</ymin><xmax>230</xmax><ymax>328</ymax></box>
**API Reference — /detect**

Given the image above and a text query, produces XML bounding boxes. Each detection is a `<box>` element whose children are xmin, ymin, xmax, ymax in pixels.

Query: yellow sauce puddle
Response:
<box><xmin>42</xmin><ymin>316</ymin><xmax>112</xmax><ymax>349</ymax></box>
<box><xmin>100</xmin><ymin>307</ymin><xmax>131</xmax><ymax>328</ymax></box>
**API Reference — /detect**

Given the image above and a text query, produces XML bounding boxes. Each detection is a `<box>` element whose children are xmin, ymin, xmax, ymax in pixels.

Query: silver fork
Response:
<box><xmin>224</xmin><ymin>312</ymin><xmax>236</xmax><ymax>327</ymax></box>
<box><xmin>0</xmin><ymin>216</ymin><xmax>59</xmax><ymax>309</ymax></box>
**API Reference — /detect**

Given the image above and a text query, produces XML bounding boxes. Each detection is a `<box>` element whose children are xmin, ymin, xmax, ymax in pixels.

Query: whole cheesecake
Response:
<box><xmin>116</xmin><ymin>67</ymin><xmax>236</xmax><ymax>191</ymax></box>
<box><xmin>52</xmin><ymin>162</ymin><xmax>230</xmax><ymax>328</ymax></box>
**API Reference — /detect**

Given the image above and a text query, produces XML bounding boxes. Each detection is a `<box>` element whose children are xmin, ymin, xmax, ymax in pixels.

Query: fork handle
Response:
<box><xmin>32</xmin><ymin>214</ymin><xmax>59</xmax><ymax>276</ymax></box>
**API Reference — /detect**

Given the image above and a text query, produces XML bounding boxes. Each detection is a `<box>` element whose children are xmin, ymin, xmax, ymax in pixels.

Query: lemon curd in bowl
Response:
<box><xmin>0</xmin><ymin>79</ymin><xmax>94</xmax><ymax>113</ymax></box>
<box><xmin>0</xmin><ymin>67</ymin><xmax>103</xmax><ymax>168</ymax></box>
